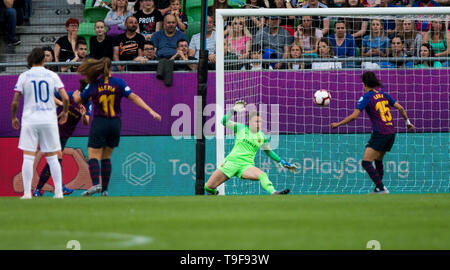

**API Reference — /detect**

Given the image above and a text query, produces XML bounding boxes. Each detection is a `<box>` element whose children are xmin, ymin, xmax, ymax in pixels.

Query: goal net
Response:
<box><xmin>215</xmin><ymin>7</ymin><xmax>450</xmax><ymax>195</ymax></box>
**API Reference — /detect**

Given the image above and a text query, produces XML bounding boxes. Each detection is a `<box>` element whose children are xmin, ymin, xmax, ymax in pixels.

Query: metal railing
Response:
<box><xmin>0</xmin><ymin>57</ymin><xmax>448</xmax><ymax>70</ymax></box>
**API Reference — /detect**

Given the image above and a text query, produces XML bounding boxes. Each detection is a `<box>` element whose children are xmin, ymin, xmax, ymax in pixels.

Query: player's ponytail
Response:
<box><xmin>78</xmin><ymin>57</ymin><xmax>111</xmax><ymax>84</ymax></box>
<box><xmin>361</xmin><ymin>71</ymin><xmax>383</xmax><ymax>89</ymax></box>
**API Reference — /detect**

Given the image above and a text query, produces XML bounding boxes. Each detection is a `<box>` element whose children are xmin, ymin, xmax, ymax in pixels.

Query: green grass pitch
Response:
<box><xmin>0</xmin><ymin>194</ymin><xmax>448</xmax><ymax>250</ymax></box>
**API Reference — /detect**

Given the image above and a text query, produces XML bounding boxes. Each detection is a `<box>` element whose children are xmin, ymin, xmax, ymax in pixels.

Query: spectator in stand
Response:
<box><xmin>361</xmin><ymin>18</ymin><xmax>390</xmax><ymax>68</ymax></box>
<box><xmin>135</xmin><ymin>40</ymin><xmax>158</xmax><ymax>71</ymax></box>
<box><xmin>242</xmin><ymin>44</ymin><xmax>268</xmax><ymax>70</ymax></box>
<box><xmin>380</xmin><ymin>36</ymin><xmax>413</xmax><ymax>68</ymax></box>
<box><xmin>22</xmin><ymin>0</ymin><xmax>31</xmax><ymax>25</ymax></box>
<box><xmin>113</xmin><ymin>16</ymin><xmax>146</xmax><ymax>71</ymax></box>
<box><xmin>90</xmin><ymin>20</ymin><xmax>114</xmax><ymax>60</ymax></box>
<box><xmin>150</xmin><ymin>13</ymin><xmax>188</xmax><ymax>59</ymax></box>
<box><xmin>170</xmin><ymin>39</ymin><xmax>197</xmax><ymax>71</ymax></box>
<box><xmin>61</xmin><ymin>39</ymin><xmax>89</xmax><ymax>72</ymax></box>
<box><xmin>134</xmin><ymin>0</ymin><xmax>163</xmax><ymax>40</ymax></box>
<box><xmin>376</xmin><ymin>0</ymin><xmax>397</xmax><ymax>39</ymax></box>
<box><xmin>285</xmin><ymin>43</ymin><xmax>304</xmax><ymax>70</ymax></box>
<box><xmin>412</xmin><ymin>0</ymin><xmax>441</xmax><ymax>33</ymax></box>
<box><xmin>208</xmin><ymin>0</ymin><xmax>232</xmax><ymax>21</ymax></box>
<box><xmin>414</xmin><ymin>43</ymin><xmax>443</xmax><ymax>68</ymax></box>
<box><xmin>389</xmin><ymin>0</ymin><xmax>413</xmax><ymax>6</ymax></box>
<box><xmin>321</xmin><ymin>0</ymin><xmax>344</xmax><ymax>7</ymax></box>
<box><xmin>343</xmin><ymin>0</ymin><xmax>368</xmax><ymax>49</ymax></box>
<box><xmin>302</xmin><ymin>0</ymin><xmax>330</xmax><ymax>36</ymax></box>
<box><xmin>0</xmin><ymin>0</ymin><xmax>21</xmax><ymax>46</ymax></box>
<box><xmin>55</xmin><ymin>18</ymin><xmax>86</xmax><ymax>63</ymax></box>
<box><xmin>244</xmin><ymin>0</ymin><xmax>265</xmax><ymax>38</ymax></box>
<box><xmin>312</xmin><ymin>37</ymin><xmax>342</xmax><ymax>70</ymax></box>
<box><xmin>224</xmin><ymin>39</ymin><xmax>241</xmax><ymax>70</ymax></box>
<box><xmin>272</xmin><ymin>0</ymin><xmax>296</xmax><ymax>36</ymax></box>
<box><xmin>254</xmin><ymin>16</ymin><xmax>294</xmax><ymax>69</ymax></box>
<box><xmin>396</xmin><ymin>19</ymin><xmax>422</xmax><ymax>57</ymax></box>
<box><xmin>105</xmin><ymin>0</ymin><xmax>133</xmax><ymax>40</ymax></box>
<box><xmin>42</xmin><ymin>46</ymin><xmax>58</xmax><ymax>72</ymax></box>
<box><xmin>295</xmin><ymin>16</ymin><xmax>322</xmax><ymax>57</ymax></box>
<box><xmin>156</xmin><ymin>0</ymin><xmax>171</xmax><ymax>16</ymax></box>
<box><xmin>328</xmin><ymin>20</ymin><xmax>356</xmax><ymax>68</ymax></box>
<box><xmin>131</xmin><ymin>0</ymin><xmax>141</xmax><ymax>13</ymax></box>
<box><xmin>226</xmin><ymin>17</ymin><xmax>252</xmax><ymax>60</ymax></box>
<box><xmin>422</xmin><ymin>19</ymin><xmax>450</xmax><ymax>66</ymax></box>
<box><xmin>245</xmin><ymin>0</ymin><xmax>268</xmax><ymax>8</ymax></box>
<box><xmin>361</xmin><ymin>0</ymin><xmax>378</xmax><ymax>6</ymax></box>
<box><xmin>165</xmin><ymin>0</ymin><xmax>187</xmax><ymax>32</ymax></box>
<box><xmin>189</xmin><ymin>15</ymin><xmax>216</xmax><ymax>69</ymax></box>
<box><xmin>209</xmin><ymin>0</ymin><xmax>233</xmax><ymax>37</ymax></box>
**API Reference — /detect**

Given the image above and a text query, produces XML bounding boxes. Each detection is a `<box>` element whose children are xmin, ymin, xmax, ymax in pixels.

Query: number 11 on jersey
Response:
<box><xmin>99</xmin><ymin>94</ymin><xmax>116</xmax><ymax>117</ymax></box>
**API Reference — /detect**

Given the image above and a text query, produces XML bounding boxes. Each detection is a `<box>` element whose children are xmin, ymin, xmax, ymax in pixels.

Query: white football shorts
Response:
<box><xmin>18</xmin><ymin>122</ymin><xmax>61</xmax><ymax>153</ymax></box>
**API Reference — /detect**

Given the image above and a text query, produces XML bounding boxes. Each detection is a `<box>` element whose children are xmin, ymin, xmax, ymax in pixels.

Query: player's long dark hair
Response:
<box><xmin>77</xmin><ymin>57</ymin><xmax>111</xmax><ymax>84</ymax></box>
<box><xmin>361</xmin><ymin>71</ymin><xmax>383</xmax><ymax>89</ymax></box>
<box><xmin>78</xmin><ymin>79</ymin><xmax>88</xmax><ymax>93</ymax></box>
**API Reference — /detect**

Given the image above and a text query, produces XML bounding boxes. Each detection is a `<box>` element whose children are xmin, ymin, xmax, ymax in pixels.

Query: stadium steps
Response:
<box><xmin>0</xmin><ymin>0</ymin><xmax>84</xmax><ymax>74</ymax></box>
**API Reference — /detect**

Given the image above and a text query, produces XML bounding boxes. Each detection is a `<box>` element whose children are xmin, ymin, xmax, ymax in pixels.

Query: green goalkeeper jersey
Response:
<box><xmin>222</xmin><ymin>112</ymin><xmax>279</xmax><ymax>165</ymax></box>
<box><xmin>226</xmin><ymin>123</ymin><xmax>268</xmax><ymax>164</ymax></box>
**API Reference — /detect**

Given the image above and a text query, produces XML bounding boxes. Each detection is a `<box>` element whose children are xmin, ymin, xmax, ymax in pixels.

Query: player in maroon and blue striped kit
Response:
<box><xmin>33</xmin><ymin>80</ymin><xmax>92</xmax><ymax>197</ymax></box>
<box><xmin>73</xmin><ymin>57</ymin><xmax>161</xmax><ymax>196</ymax></box>
<box><xmin>331</xmin><ymin>71</ymin><xmax>415</xmax><ymax>194</ymax></box>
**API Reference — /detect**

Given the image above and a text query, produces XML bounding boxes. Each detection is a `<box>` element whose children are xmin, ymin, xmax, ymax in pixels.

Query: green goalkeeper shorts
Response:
<box><xmin>218</xmin><ymin>159</ymin><xmax>254</xmax><ymax>179</ymax></box>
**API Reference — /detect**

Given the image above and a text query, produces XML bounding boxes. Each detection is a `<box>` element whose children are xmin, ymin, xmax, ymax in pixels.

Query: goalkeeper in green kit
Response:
<box><xmin>204</xmin><ymin>101</ymin><xmax>297</xmax><ymax>195</ymax></box>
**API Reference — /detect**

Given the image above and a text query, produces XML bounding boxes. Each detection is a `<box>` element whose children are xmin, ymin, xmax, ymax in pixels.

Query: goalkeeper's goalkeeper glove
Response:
<box><xmin>279</xmin><ymin>159</ymin><xmax>298</xmax><ymax>172</ymax></box>
<box><xmin>233</xmin><ymin>100</ymin><xmax>246</xmax><ymax>112</ymax></box>
<box><xmin>279</xmin><ymin>159</ymin><xmax>290</xmax><ymax>167</ymax></box>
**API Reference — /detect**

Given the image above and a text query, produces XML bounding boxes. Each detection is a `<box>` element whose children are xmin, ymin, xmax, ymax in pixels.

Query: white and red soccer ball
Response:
<box><xmin>313</xmin><ymin>89</ymin><xmax>331</xmax><ymax>107</ymax></box>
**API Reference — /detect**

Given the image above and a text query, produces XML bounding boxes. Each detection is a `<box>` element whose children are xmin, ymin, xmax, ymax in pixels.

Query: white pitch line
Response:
<box><xmin>40</xmin><ymin>230</ymin><xmax>154</xmax><ymax>249</ymax></box>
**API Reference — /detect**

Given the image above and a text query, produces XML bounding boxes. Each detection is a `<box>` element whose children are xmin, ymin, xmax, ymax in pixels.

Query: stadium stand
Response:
<box><xmin>0</xmin><ymin>0</ymin><xmax>84</xmax><ymax>73</ymax></box>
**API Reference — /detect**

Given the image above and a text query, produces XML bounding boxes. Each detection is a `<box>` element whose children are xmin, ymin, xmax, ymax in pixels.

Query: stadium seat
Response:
<box><xmin>186</xmin><ymin>17</ymin><xmax>200</xmax><ymax>41</ymax></box>
<box><xmin>186</xmin><ymin>0</ymin><xmax>213</xmax><ymax>11</ymax></box>
<box><xmin>329</xmin><ymin>17</ymin><xmax>336</xmax><ymax>36</ymax></box>
<box><xmin>78</xmin><ymin>22</ymin><xmax>97</xmax><ymax>53</ymax></box>
<box><xmin>187</xmin><ymin>7</ymin><xmax>202</xmax><ymax>22</ymax></box>
<box><xmin>83</xmin><ymin>6</ymin><xmax>109</xmax><ymax>23</ymax></box>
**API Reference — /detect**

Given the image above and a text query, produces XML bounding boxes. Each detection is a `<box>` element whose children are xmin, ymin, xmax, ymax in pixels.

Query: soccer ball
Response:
<box><xmin>313</xmin><ymin>89</ymin><xmax>331</xmax><ymax>107</ymax></box>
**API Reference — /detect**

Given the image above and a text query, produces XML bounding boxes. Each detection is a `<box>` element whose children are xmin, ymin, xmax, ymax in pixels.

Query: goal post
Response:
<box><xmin>215</xmin><ymin>7</ymin><xmax>450</xmax><ymax>195</ymax></box>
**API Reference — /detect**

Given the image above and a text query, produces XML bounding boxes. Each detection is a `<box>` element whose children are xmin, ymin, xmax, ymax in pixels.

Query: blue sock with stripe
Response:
<box><xmin>361</xmin><ymin>160</ymin><xmax>384</xmax><ymax>189</ymax></box>
<box><xmin>101</xmin><ymin>159</ymin><xmax>111</xmax><ymax>192</ymax></box>
<box><xmin>374</xmin><ymin>160</ymin><xmax>384</xmax><ymax>181</ymax></box>
<box><xmin>88</xmin><ymin>159</ymin><xmax>100</xmax><ymax>186</ymax></box>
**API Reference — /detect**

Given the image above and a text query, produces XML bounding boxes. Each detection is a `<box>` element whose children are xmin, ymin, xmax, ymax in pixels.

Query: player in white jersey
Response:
<box><xmin>11</xmin><ymin>48</ymin><xmax>70</xmax><ymax>199</ymax></box>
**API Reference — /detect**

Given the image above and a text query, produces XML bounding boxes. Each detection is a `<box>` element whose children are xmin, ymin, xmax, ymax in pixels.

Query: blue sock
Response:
<box><xmin>374</xmin><ymin>160</ymin><xmax>384</xmax><ymax>181</ymax></box>
<box><xmin>101</xmin><ymin>159</ymin><xmax>111</xmax><ymax>192</ymax></box>
<box><xmin>88</xmin><ymin>159</ymin><xmax>100</xmax><ymax>186</ymax></box>
<box><xmin>361</xmin><ymin>160</ymin><xmax>384</xmax><ymax>189</ymax></box>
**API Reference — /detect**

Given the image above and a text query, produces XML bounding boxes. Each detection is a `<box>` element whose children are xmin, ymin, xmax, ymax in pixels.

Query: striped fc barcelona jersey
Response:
<box><xmin>356</xmin><ymin>89</ymin><xmax>397</xmax><ymax>134</ymax></box>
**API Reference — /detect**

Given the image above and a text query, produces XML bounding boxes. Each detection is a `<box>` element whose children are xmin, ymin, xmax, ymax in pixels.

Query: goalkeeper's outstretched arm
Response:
<box><xmin>262</xmin><ymin>146</ymin><xmax>297</xmax><ymax>172</ymax></box>
<box><xmin>221</xmin><ymin>109</ymin><xmax>235</xmax><ymax>126</ymax></box>
<box><xmin>263</xmin><ymin>148</ymin><xmax>281</xmax><ymax>163</ymax></box>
